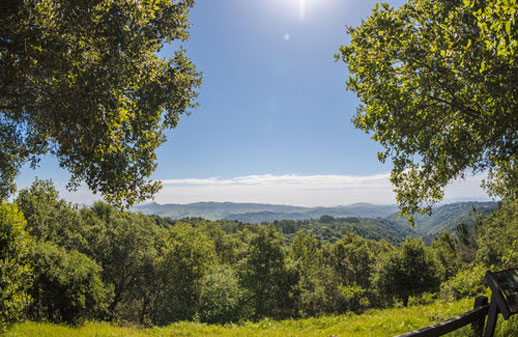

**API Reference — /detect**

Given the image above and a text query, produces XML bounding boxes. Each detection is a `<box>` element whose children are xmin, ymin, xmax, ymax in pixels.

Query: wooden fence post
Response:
<box><xmin>472</xmin><ymin>296</ymin><xmax>488</xmax><ymax>337</ymax></box>
<box><xmin>484</xmin><ymin>294</ymin><xmax>499</xmax><ymax>337</ymax></box>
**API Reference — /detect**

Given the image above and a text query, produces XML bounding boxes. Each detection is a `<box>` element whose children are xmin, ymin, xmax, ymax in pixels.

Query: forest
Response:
<box><xmin>1</xmin><ymin>0</ymin><xmax>518</xmax><ymax>335</ymax></box>
<box><xmin>1</xmin><ymin>179</ymin><xmax>517</xmax><ymax>330</ymax></box>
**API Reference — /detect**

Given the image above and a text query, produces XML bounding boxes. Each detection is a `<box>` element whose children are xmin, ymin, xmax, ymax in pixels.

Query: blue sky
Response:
<box><xmin>17</xmin><ymin>0</ymin><xmax>491</xmax><ymax>206</ymax></box>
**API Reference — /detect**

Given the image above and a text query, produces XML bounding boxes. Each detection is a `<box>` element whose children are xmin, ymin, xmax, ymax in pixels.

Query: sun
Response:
<box><xmin>299</xmin><ymin>0</ymin><xmax>307</xmax><ymax>20</ymax></box>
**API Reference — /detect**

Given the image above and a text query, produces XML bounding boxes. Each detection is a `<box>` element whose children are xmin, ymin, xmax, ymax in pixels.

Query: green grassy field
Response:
<box><xmin>5</xmin><ymin>298</ymin><xmax>518</xmax><ymax>337</ymax></box>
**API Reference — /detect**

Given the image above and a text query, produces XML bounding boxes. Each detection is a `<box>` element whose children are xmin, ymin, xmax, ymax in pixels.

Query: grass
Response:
<box><xmin>5</xmin><ymin>298</ymin><xmax>518</xmax><ymax>337</ymax></box>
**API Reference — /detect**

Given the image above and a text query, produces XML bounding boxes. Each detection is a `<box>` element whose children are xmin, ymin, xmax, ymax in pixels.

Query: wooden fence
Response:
<box><xmin>396</xmin><ymin>268</ymin><xmax>518</xmax><ymax>337</ymax></box>
<box><xmin>395</xmin><ymin>296</ymin><xmax>490</xmax><ymax>337</ymax></box>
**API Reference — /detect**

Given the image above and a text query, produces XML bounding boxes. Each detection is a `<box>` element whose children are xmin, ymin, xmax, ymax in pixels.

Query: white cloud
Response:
<box><xmin>158</xmin><ymin>173</ymin><xmax>395</xmax><ymax>206</ymax></box>
<box><xmin>156</xmin><ymin>173</ymin><xmax>492</xmax><ymax>206</ymax></box>
<box><xmin>443</xmin><ymin>173</ymin><xmax>491</xmax><ymax>202</ymax></box>
<box><xmin>50</xmin><ymin>172</ymin><xmax>493</xmax><ymax>207</ymax></box>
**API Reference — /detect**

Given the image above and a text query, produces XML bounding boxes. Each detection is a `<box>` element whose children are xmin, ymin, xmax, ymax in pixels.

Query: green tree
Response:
<box><xmin>476</xmin><ymin>199</ymin><xmax>518</xmax><ymax>268</ymax></box>
<box><xmin>322</xmin><ymin>233</ymin><xmax>375</xmax><ymax>289</ymax></box>
<box><xmin>1</xmin><ymin>0</ymin><xmax>201</xmax><ymax>205</ymax></box>
<box><xmin>338</xmin><ymin>0</ymin><xmax>518</xmax><ymax>219</ymax></box>
<box><xmin>197</xmin><ymin>264</ymin><xmax>242</xmax><ymax>324</ymax></box>
<box><xmin>28</xmin><ymin>241</ymin><xmax>106</xmax><ymax>324</ymax></box>
<box><xmin>239</xmin><ymin>225</ymin><xmax>300</xmax><ymax>320</ymax></box>
<box><xmin>290</xmin><ymin>230</ymin><xmax>328</xmax><ymax>316</ymax></box>
<box><xmin>473</xmin><ymin>0</ymin><xmax>518</xmax><ymax>62</ymax></box>
<box><xmin>151</xmin><ymin>223</ymin><xmax>215</xmax><ymax>325</ymax></box>
<box><xmin>317</xmin><ymin>233</ymin><xmax>379</xmax><ymax>313</ymax></box>
<box><xmin>0</xmin><ymin>203</ymin><xmax>32</xmax><ymax>331</ymax></box>
<box><xmin>16</xmin><ymin>181</ymin><xmax>159</xmax><ymax>323</ymax></box>
<box><xmin>290</xmin><ymin>230</ymin><xmax>319</xmax><ymax>271</ymax></box>
<box><xmin>80</xmin><ymin>202</ymin><xmax>158</xmax><ymax>322</ymax></box>
<box><xmin>374</xmin><ymin>238</ymin><xmax>443</xmax><ymax>306</ymax></box>
<box><xmin>16</xmin><ymin>179</ymin><xmax>88</xmax><ymax>252</ymax></box>
<box><xmin>456</xmin><ymin>223</ymin><xmax>478</xmax><ymax>264</ymax></box>
<box><xmin>432</xmin><ymin>232</ymin><xmax>460</xmax><ymax>280</ymax></box>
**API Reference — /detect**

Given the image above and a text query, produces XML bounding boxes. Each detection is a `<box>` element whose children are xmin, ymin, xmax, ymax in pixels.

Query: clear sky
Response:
<box><xmin>16</xmin><ymin>0</ymin><xmax>491</xmax><ymax>206</ymax></box>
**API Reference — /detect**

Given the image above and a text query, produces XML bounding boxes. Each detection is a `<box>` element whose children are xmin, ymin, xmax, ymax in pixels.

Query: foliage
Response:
<box><xmin>432</xmin><ymin>232</ymin><xmax>460</xmax><ymax>280</ymax></box>
<box><xmin>274</xmin><ymin>216</ymin><xmax>414</xmax><ymax>245</ymax></box>
<box><xmin>322</xmin><ymin>233</ymin><xmax>375</xmax><ymax>289</ymax></box>
<box><xmin>28</xmin><ymin>241</ymin><xmax>106</xmax><ymax>324</ymax></box>
<box><xmin>374</xmin><ymin>238</ymin><xmax>443</xmax><ymax>306</ymax></box>
<box><xmin>81</xmin><ymin>202</ymin><xmax>159</xmax><ymax>323</ymax></box>
<box><xmin>388</xmin><ymin>201</ymin><xmax>497</xmax><ymax>237</ymax></box>
<box><xmin>293</xmin><ymin>232</ymin><xmax>384</xmax><ymax>315</ymax></box>
<box><xmin>0</xmin><ymin>0</ymin><xmax>201</xmax><ymax>205</ymax></box>
<box><xmin>6</xmin><ymin>297</ymin><xmax>518</xmax><ymax>337</ymax></box>
<box><xmin>151</xmin><ymin>223</ymin><xmax>216</xmax><ymax>325</ymax></box>
<box><xmin>16</xmin><ymin>179</ymin><xmax>86</xmax><ymax>251</ymax></box>
<box><xmin>338</xmin><ymin>0</ymin><xmax>518</xmax><ymax>219</ymax></box>
<box><xmin>197</xmin><ymin>265</ymin><xmax>242</xmax><ymax>324</ymax></box>
<box><xmin>239</xmin><ymin>225</ymin><xmax>300</xmax><ymax>320</ymax></box>
<box><xmin>455</xmin><ymin>223</ymin><xmax>479</xmax><ymax>264</ymax></box>
<box><xmin>476</xmin><ymin>199</ymin><xmax>518</xmax><ymax>268</ymax></box>
<box><xmin>0</xmin><ymin>202</ymin><xmax>32</xmax><ymax>332</ymax></box>
<box><xmin>9</xmin><ymin>179</ymin><xmax>513</xmax><ymax>327</ymax></box>
<box><xmin>440</xmin><ymin>264</ymin><xmax>487</xmax><ymax>300</ymax></box>
<box><xmin>473</xmin><ymin>0</ymin><xmax>518</xmax><ymax>60</ymax></box>
<box><xmin>290</xmin><ymin>230</ymin><xmax>319</xmax><ymax>272</ymax></box>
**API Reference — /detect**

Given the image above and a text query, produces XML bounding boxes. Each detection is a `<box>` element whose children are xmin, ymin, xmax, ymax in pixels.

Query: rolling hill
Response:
<box><xmin>386</xmin><ymin>201</ymin><xmax>498</xmax><ymax>236</ymax></box>
<box><xmin>133</xmin><ymin>202</ymin><xmax>399</xmax><ymax>221</ymax></box>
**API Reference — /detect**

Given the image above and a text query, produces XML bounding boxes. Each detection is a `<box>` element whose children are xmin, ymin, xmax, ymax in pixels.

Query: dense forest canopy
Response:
<box><xmin>0</xmin><ymin>0</ymin><xmax>201</xmax><ymax>205</ymax></box>
<box><xmin>1</xmin><ymin>179</ymin><xmax>516</xmax><ymax>329</ymax></box>
<box><xmin>338</xmin><ymin>0</ymin><xmax>518</xmax><ymax>220</ymax></box>
<box><xmin>1</xmin><ymin>0</ymin><xmax>518</xmax><ymax>334</ymax></box>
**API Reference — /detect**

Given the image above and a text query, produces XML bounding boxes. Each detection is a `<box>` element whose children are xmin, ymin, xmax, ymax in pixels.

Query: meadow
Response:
<box><xmin>5</xmin><ymin>298</ymin><xmax>518</xmax><ymax>337</ymax></box>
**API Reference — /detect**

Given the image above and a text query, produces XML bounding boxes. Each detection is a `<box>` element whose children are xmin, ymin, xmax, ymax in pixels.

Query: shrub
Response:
<box><xmin>0</xmin><ymin>203</ymin><xmax>32</xmax><ymax>331</ymax></box>
<box><xmin>28</xmin><ymin>241</ymin><xmax>106</xmax><ymax>324</ymax></box>
<box><xmin>197</xmin><ymin>265</ymin><xmax>242</xmax><ymax>324</ymax></box>
<box><xmin>374</xmin><ymin>238</ymin><xmax>443</xmax><ymax>307</ymax></box>
<box><xmin>440</xmin><ymin>264</ymin><xmax>487</xmax><ymax>300</ymax></box>
<box><xmin>477</xmin><ymin>199</ymin><xmax>518</xmax><ymax>268</ymax></box>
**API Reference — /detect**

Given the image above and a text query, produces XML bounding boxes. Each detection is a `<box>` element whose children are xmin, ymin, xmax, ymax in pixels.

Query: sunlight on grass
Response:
<box><xmin>5</xmin><ymin>298</ymin><xmax>518</xmax><ymax>337</ymax></box>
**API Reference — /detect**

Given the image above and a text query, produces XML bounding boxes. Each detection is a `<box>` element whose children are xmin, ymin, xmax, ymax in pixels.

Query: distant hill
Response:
<box><xmin>133</xmin><ymin>202</ymin><xmax>399</xmax><ymax>222</ymax></box>
<box><xmin>135</xmin><ymin>201</ymin><xmax>498</xmax><ymax>244</ymax></box>
<box><xmin>386</xmin><ymin>201</ymin><xmax>498</xmax><ymax>236</ymax></box>
<box><xmin>272</xmin><ymin>216</ymin><xmax>419</xmax><ymax>245</ymax></box>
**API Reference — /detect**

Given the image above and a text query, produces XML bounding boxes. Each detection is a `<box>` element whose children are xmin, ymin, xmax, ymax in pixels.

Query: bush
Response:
<box><xmin>476</xmin><ymin>199</ymin><xmax>518</xmax><ymax>268</ymax></box>
<box><xmin>0</xmin><ymin>203</ymin><xmax>32</xmax><ymax>331</ymax></box>
<box><xmin>440</xmin><ymin>264</ymin><xmax>487</xmax><ymax>300</ymax></box>
<box><xmin>374</xmin><ymin>238</ymin><xmax>443</xmax><ymax>307</ymax></box>
<box><xmin>197</xmin><ymin>265</ymin><xmax>242</xmax><ymax>324</ymax></box>
<box><xmin>151</xmin><ymin>224</ymin><xmax>216</xmax><ymax>325</ymax></box>
<box><xmin>408</xmin><ymin>292</ymin><xmax>436</xmax><ymax>306</ymax></box>
<box><xmin>28</xmin><ymin>242</ymin><xmax>107</xmax><ymax>324</ymax></box>
<box><xmin>338</xmin><ymin>284</ymin><xmax>371</xmax><ymax>313</ymax></box>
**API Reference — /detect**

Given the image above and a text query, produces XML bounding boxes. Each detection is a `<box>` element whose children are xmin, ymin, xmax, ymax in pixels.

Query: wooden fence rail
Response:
<box><xmin>395</xmin><ymin>296</ymin><xmax>489</xmax><ymax>337</ymax></box>
<box><xmin>396</xmin><ymin>269</ymin><xmax>518</xmax><ymax>337</ymax></box>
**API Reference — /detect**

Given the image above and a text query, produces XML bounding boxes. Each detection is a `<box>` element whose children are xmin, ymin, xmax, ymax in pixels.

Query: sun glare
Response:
<box><xmin>272</xmin><ymin>0</ymin><xmax>311</xmax><ymax>21</ymax></box>
<box><xmin>299</xmin><ymin>0</ymin><xmax>307</xmax><ymax>20</ymax></box>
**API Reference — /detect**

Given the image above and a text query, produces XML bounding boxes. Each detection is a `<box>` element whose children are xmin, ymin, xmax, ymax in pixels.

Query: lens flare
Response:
<box><xmin>299</xmin><ymin>0</ymin><xmax>306</xmax><ymax>20</ymax></box>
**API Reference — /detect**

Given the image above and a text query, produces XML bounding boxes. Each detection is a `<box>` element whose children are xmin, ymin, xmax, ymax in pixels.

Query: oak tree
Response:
<box><xmin>1</xmin><ymin>0</ymin><xmax>201</xmax><ymax>205</ymax></box>
<box><xmin>374</xmin><ymin>238</ymin><xmax>442</xmax><ymax>306</ymax></box>
<box><xmin>338</xmin><ymin>0</ymin><xmax>518</xmax><ymax>220</ymax></box>
<box><xmin>0</xmin><ymin>203</ymin><xmax>32</xmax><ymax>331</ymax></box>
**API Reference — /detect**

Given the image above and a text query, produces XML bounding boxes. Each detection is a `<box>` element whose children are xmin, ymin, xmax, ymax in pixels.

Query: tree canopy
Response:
<box><xmin>338</xmin><ymin>0</ymin><xmax>518</xmax><ymax>219</ymax></box>
<box><xmin>0</xmin><ymin>0</ymin><xmax>201</xmax><ymax>205</ymax></box>
<box><xmin>374</xmin><ymin>238</ymin><xmax>442</xmax><ymax>306</ymax></box>
<box><xmin>0</xmin><ymin>202</ymin><xmax>32</xmax><ymax>331</ymax></box>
